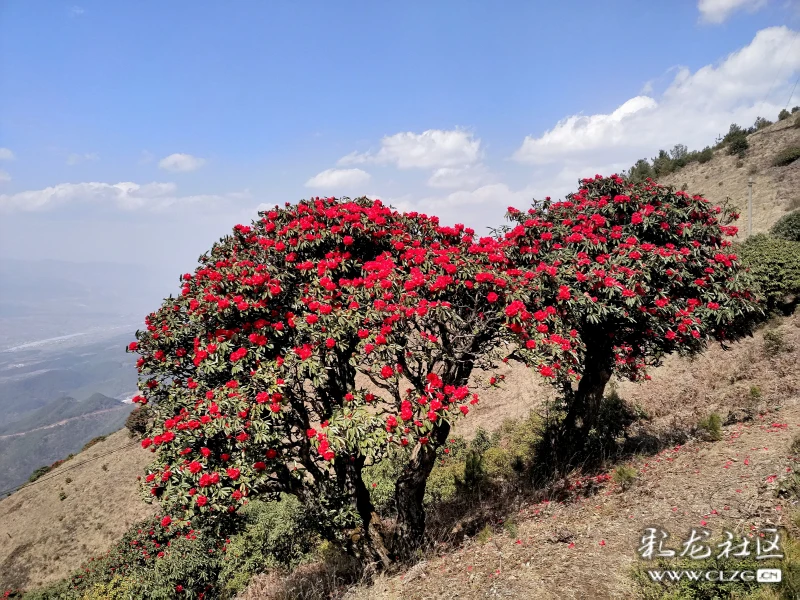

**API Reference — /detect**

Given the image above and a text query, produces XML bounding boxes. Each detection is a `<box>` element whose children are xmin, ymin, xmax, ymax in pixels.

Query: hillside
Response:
<box><xmin>343</xmin><ymin>398</ymin><xmax>800</xmax><ymax>600</ymax></box>
<box><xmin>2</xmin><ymin>313</ymin><xmax>798</xmax><ymax>596</ymax></box>
<box><xmin>659</xmin><ymin>117</ymin><xmax>800</xmax><ymax>239</ymax></box>
<box><xmin>0</xmin><ymin>393</ymin><xmax>134</xmax><ymax>492</ymax></box>
<box><xmin>0</xmin><ymin>429</ymin><xmax>156</xmax><ymax>590</ymax></box>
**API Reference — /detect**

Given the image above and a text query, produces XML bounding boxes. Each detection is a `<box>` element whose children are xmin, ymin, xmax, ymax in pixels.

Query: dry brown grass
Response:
<box><xmin>660</xmin><ymin>118</ymin><xmax>800</xmax><ymax>240</ymax></box>
<box><xmin>340</xmin><ymin>399</ymin><xmax>800</xmax><ymax>599</ymax></box>
<box><xmin>0</xmin><ymin>429</ymin><xmax>156</xmax><ymax>590</ymax></box>
<box><xmin>615</xmin><ymin>314</ymin><xmax>800</xmax><ymax>433</ymax></box>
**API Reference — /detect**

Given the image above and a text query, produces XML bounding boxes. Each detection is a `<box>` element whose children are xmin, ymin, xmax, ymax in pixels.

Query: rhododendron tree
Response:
<box><xmin>128</xmin><ymin>196</ymin><xmax>569</xmax><ymax>565</ymax></box>
<box><xmin>502</xmin><ymin>175</ymin><xmax>761</xmax><ymax>434</ymax></box>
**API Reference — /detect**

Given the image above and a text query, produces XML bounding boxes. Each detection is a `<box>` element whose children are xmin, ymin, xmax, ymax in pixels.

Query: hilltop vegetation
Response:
<box><xmin>625</xmin><ymin>110</ymin><xmax>800</xmax><ymax>239</ymax></box>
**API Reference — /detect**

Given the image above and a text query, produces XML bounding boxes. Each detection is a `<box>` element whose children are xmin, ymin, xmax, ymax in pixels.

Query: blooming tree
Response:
<box><xmin>502</xmin><ymin>175</ymin><xmax>761</xmax><ymax>433</ymax></box>
<box><xmin>128</xmin><ymin>177</ymin><xmax>760</xmax><ymax>567</ymax></box>
<box><xmin>128</xmin><ymin>197</ymin><xmax>568</xmax><ymax>564</ymax></box>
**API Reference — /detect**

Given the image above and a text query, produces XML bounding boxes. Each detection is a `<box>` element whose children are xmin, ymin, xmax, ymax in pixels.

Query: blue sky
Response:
<box><xmin>1</xmin><ymin>0</ymin><xmax>799</xmax><ymax>298</ymax></box>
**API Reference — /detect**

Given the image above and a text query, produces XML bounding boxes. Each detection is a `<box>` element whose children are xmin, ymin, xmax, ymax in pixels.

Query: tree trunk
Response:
<box><xmin>338</xmin><ymin>456</ymin><xmax>393</xmax><ymax>571</ymax></box>
<box><xmin>391</xmin><ymin>420</ymin><xmax>450</xmax><ymax>561</ymax></box>
<box><xmin>569</xmin><ymin>343</ymin><xmax>613</xmax><ymax>432</ymax></box>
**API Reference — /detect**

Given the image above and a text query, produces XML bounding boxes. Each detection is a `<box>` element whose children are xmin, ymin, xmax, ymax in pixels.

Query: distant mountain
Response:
<box><xmin>0</xmin><ymin>257</ymin><xmax>170</xmax><ymax>492</ymax></box>
<box><xmin>0</xmin><ymin>330</ymin><xmax>139</xmax><ymax>424</ymax></box>
<box><xmin>0</xmin><ymin>393</ymin><xmax>134</xmax><ymax>491</ymax></box>
<box><xmin>0</xmin><ymin>393</ymin><xmax>126</xmax><ymax>437</ymax></box>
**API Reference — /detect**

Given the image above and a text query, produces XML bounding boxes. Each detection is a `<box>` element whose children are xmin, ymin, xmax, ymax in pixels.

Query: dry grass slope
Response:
<box><xmin>0</xmin><ymin>429</ymin><xmax>156</xmax><ymax>590</ymax></box>
<box><xmin>336</xmin><ymin>315</ymin><xmax>800</xmax><ymax>600</ymax></box>
<box><xmin>660</xmin><ymin>118</ymin><xmax>800</xmax><ymax>239</ymax></box>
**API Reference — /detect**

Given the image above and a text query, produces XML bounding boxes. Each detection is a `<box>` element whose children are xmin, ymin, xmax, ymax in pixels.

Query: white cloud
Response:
<box><xmin>385</xmin><ymin>183</ymin><xmax>545</xmax><ymax>233</ymax></box>
<box><xmin>0</xmin><ymin>181</ymin><xmax>249</xmax><ymax>213</ymax></box>
<box><xmin>158</xmin><ymin>153</ymin><xmax>206</xmax><ymax>172</ymax></box>
<box><xmin>426</xmin><ymin>165</ymin><xmax>493</xmax><ymax>189</ymax></box>
<box><xmin>698</xmin><ymin>0</ymin><xmax>767</xmax><ymax>23</ymax></box>
<box><xmin>339</xmin><ymin>128</ymin><xmax>482</xmax><ymax>169</ymax></box>
<box><xmin>513</xmin><ymin>26</ymin><xmax>800</xmax><ymax>167</ymax></box>
<box><xmin>0</xmin><ymin>148</ymin><xmax>15</xmax><ymax>161</ymax></box>
<box><xmin>66</xmin><ymin>152</ymin><xmax>99</xmax><ymax>166</ymax></box>
<box><xmin>70</xmin><ymin>5</ymin><xmax>85</xmax><ymax>16</ymax></box>
<box><xmin>305</xmin><ymin>168</ymin><xmax>371</xmax><ymax>189</ymax></box>
<box><xmin>0</xmin><ymin>170</ymin><xmax>10</xmax><ymax>183</ymax></box>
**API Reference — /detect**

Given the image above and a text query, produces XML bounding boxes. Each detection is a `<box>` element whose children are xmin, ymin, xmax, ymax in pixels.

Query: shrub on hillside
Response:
<box><xmin>218</xmin><ymin>496</ymin><xmax>317</xmax><ymax>597</ymax></box>
<box><xmin>753</xmin><ymin>116</ymin><xmax>772</xmax><ymax>130</ymax></box>
<box><xmin>696</xmin><ymin>146</ymin><xmax>714</xmax><ymax>163</ymax></box>
<box><xmin>771</xmin><ymin>210</ymin><xmax>800</xmax><ymax>242</ymax></box>
<box><xmin>26</xmin><ymin>466</ymin><xmax>51</xmax><ymax>484</ymax></box>
<box><xmin>612</xmin><ymin>465</ymin><xmax>637</xmax><ymax>490</ymax></box>
<box><xmin>739</xmin><ymin>234</ymin><xmax>800</xmax><ymax>314</ymax></box>
<box><xmin>81</xmin><ymin>435</ymin><xmax>106</xmax><ymax>452</ymax></box>
<box><xmin>772</xmin><ymin>146</ymin><xmax>800</xmax><ymax>167</ymax></box>
<box><xmin>697</xmin><ymin>412</ymin><xmax>722</xmax><ymax>441</ymax></box>
<box><xmin>128</xmin><ymin>196</ymin><xmax>577</xmax><ymax>564</ymax></box>
<box><xmin>22</xmin><ymin>498</ymin><xmax>316</xmax><ymax>599</ymax></box>
<box><xmin>26</xmin><ymin>457</ymin><xmax>71</xmax><ymax>484</ymax></box>
<box><xmin>728</xmin><ymin>133</ymin><xmax>749</xmax><ymax>157</ymax></box>
<box><xmin>504</xmin><ymin>176</ymin><xmax>761</xmax><ymax>443</ymax></box>
<box><xmin>124</xmin><ymin>405</ymin><xmax>150</xmax><ymax>437</ymax></box>
<box><xmin>780</xmin><ymin>108</ymin><xmax>792</xmax><ymax>121</ymax></box>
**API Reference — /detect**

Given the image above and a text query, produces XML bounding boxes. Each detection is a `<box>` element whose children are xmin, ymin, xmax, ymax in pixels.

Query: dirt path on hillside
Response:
<box><xmin>0</xmin><ymin>406</ymin><xmax>130</xmax><ymax>440</ymax></box>
<box><xmin>345</xmin><ymin>398</ymin><xmax>800</xmax><ymax>600</ymax></box>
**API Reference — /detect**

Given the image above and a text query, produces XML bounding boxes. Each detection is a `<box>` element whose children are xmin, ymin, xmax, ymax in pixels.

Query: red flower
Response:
<box><xmin>266</xmin><ymin>449</ymin><xmax>278</xmax><ymax>459</ymax></box>
<box><xmin>188</xmin><ymin>461</ymin><xmax>203</xmax><ymax>474</ymax></box>
<box><xmin>196</xmin><ymin>495</ymin><xmax>208</xmax><ymax>507</ymax></box>
<box><xmin>380</xmin><ymin>365</ymin><xmax>394</xmax><ymax>378</ymax></box>
<box><xmin>160</xmin><ymin>516</ymin><xmax>171</xmax><ymax>527</ymax></box>
<box><xmin>295</xmin><ymin>345</ymin><xmax>313</xmax><ymax>360</ymax></box>
<box><xmin>226</xmin><ymin>468</ymin><xmax>240</xmax><ymax>480</ymax></box>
